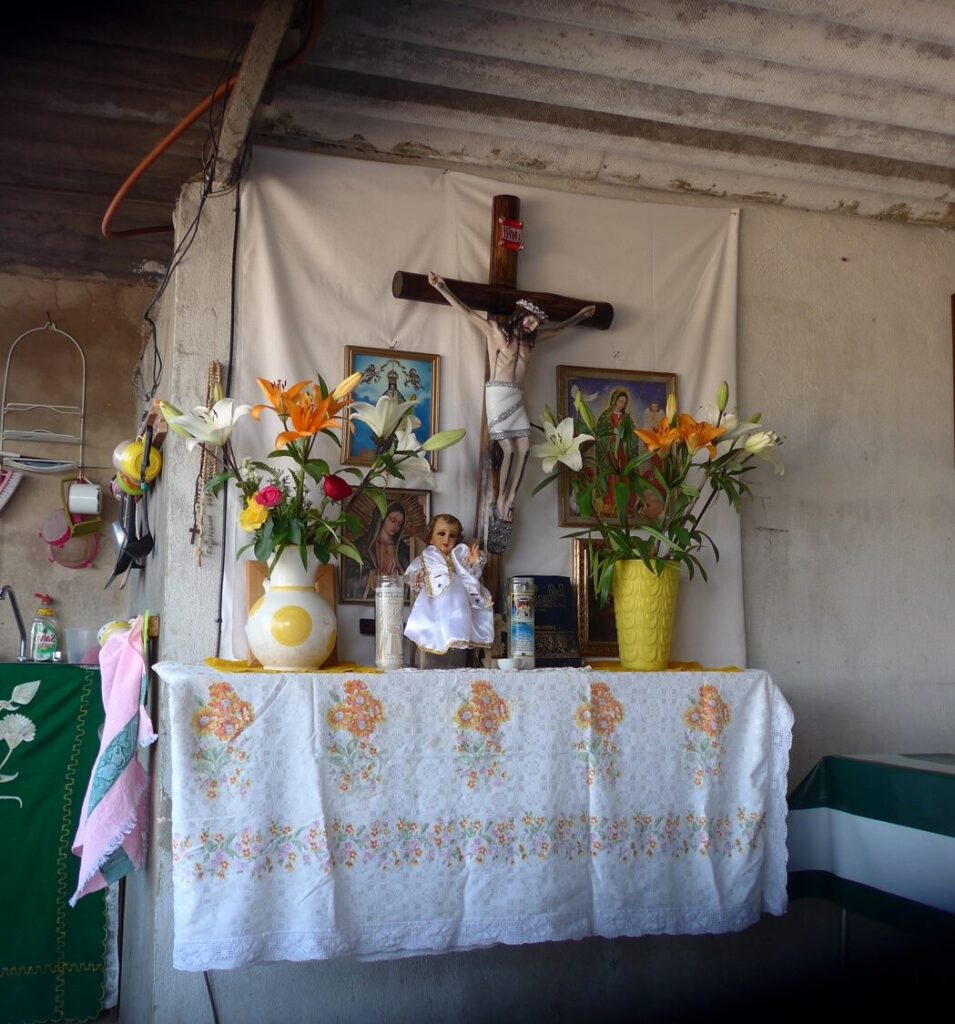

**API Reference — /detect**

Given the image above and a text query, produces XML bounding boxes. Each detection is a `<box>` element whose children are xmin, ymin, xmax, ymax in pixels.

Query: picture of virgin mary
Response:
<box><xmin>340</xmin><ymin>488</ymin><xmax>430</xmax><ymax>603</ymax></box>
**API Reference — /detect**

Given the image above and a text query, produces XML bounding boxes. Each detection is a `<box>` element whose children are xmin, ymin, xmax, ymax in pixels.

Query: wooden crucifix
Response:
<box><xmin>392</xmin><ymin>195</ymin><xmax>613</xmax><ymax>597</ymax></box>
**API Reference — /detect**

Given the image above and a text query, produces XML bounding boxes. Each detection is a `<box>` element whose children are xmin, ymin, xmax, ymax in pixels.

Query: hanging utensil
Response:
<box><xmin>104</xmin><ymin>492</ymin><xmax>137</xmax><ymax>588</ymax></box>
<box><xmin>129</xmin><ymin>426</ymin><xmax>154</xmax><ymax>559</ymax></box>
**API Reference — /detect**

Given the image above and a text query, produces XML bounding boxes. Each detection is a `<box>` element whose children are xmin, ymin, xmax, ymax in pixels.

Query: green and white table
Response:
<box><xmin>788</xmin><ymin>753</ymin><xmax>955</xmax><ymax>933</ymax></box>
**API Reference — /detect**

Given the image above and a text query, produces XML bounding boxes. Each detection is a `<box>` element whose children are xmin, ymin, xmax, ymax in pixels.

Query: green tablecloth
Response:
<box><xmin>788</xmin><ymin>753</ymin><xmax>955</xmax><ymax>933</ymax></box>
<box><xmin>0</xmin><ymin>664</ymin><xmax>108</xmax><ymax>1024</ymax></box>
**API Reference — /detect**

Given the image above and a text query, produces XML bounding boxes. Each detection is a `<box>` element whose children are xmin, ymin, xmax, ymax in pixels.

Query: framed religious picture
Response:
<box><xmin>343</xmin><ymin>346</ymin><xmax>440</xmax><ymax>468</ymax></box>
<box><xmin>572</xmin><ymin>538</ymin><xmax>618</xmax><ymax>659</ymax></box>
<box><xmin>339</xmin><ymin>487</ymin><xmax>431</xmax><ymax>605</ymax></box>
<box><xmin>557</xmin><ymin>365</ymin><xmax>677</xmax><ymax>527</ymax></box>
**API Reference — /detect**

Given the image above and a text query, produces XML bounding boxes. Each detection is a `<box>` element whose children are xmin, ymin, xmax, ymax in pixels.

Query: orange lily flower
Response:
<box><xmin>274</xmin><ymin>389</ymin><xmax>350</xmax><ymax>448</ymax></box>
<box><xmin>634</xmin><ymin>417</ymin><xmax>682</xmax><ymax>455</ymax></box>
<box><xmin>677</xmin><ymin>414</ymin><xmax>726</xmax><ymax>459</ymax></box>
<box><xmin>251</xmin><ymin>378</ymin><xmax>311</xmax><ymax>420</ymax></box>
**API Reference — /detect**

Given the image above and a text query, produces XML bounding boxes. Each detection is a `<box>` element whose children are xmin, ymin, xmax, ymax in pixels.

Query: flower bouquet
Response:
<box><xmin>159</xmin><ymin>373</ymin><xmax>463</xmax><ymax>668</ymax></box>
<box><xmin>160</xmin><ymin>375</ymin><xmax>462</xmax><ymax>572</ymax></box>
<box><xmin>531</xmin><ymin>382</ymin><xmax>782</xmax><ymax>668</ymax></box>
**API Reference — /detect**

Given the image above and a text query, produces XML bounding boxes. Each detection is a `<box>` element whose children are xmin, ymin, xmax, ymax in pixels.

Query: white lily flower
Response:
<box><xmin>421</xmin><ymin>428</ymin><xmax>465</xmax><ymax>452</ymax></box>
<box><xmin>349</xmin><ymin>395</ymin><xmax>417</xmax><ymax>443</ymax></box>
<box><xmin>169</xmin><ymin>399</ymin><xmax>251</xmax><ymax>451</ymax></box>
<box><xmin>741</xmin><ymin>430</ymin><xmax>784</xmax><ymax>474</ymax></box>
<box><xmin>742</xmin><ymin>429</ymin><xmax>780</xmax><ymax>455</ymax></box>
<box><xmin>529</xmin><ymin>417</ymin><xmax>593</xmax><ymax>473</ymax></box>
<box><xmin>392</xmin><ymin>422</ymin><xmax>431</xmax><ymax>477</ymax></box>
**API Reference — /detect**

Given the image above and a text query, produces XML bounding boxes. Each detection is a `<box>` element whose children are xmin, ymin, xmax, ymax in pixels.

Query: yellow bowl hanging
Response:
<box><xmin>117</xmin><ymin>437</ymin><xmax>162</xmax><ymax>484</ymax></box>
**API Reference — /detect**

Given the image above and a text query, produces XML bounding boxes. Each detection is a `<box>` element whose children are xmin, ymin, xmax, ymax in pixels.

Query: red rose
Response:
<box><xmin>322</xmin><ymin>474</ymin><xmax>353</xmax><ymax>500</ymax></box>
<box><xmin>254</xmin><ymin>484</ymin><xmax>282</xmax><ymax>508</ymax></box>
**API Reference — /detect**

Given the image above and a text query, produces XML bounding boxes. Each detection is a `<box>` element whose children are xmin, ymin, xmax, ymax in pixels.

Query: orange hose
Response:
<box><xmin>102</xmin><ymin>1</ymin><xmax>321</xmax><ymax>240</ymax></box>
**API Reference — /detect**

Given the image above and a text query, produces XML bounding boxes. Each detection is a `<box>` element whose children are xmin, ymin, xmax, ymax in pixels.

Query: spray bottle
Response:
<box><xmin>30</xmin><ymin>593</ymin><xmax>59</xmax><ymax>662</ymax></box>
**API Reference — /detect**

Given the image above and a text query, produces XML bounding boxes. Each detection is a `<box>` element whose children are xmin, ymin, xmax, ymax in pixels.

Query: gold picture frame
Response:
<box><xmin>572</xmin><ymin>538</ymin><xmax>618</xmax><ymax>659</ymax></box>
<box><xmin>339</xmin><ymin>487</ymin><xmax>431</xmax><ymax>605</ymax></box>
<box><xmin>343</xmin><ymin>346</ymin><xmax>440</xmax><ymax>468</ymax></box>
<box><xmin>557</xmin><ymin>365</ymin><xmax>677</xmax><ymax>527</ymax></box>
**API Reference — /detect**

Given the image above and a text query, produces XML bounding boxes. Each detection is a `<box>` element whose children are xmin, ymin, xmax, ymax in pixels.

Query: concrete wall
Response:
<box><xmin>739</xmin><ymin>206</ymin><xmax>955</xmax><ymax>782</ymax></box>
<box><xmin>125</xmin><ymin>168</ymin><xmax>955</xmax><ymax>1023</ymax></box>
<box><xmin>0</xmin><ymin>273</ymin><xmax>149</xmax><ymax>661</ymax></box>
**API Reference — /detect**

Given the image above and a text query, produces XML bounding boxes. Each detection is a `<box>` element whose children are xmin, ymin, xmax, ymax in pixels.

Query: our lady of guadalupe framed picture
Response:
<box><xmin>557</xmin><ymin>365</ymin><xmax>677</xmax><ymax>528</ymax></box>
<box><xmin>339</xmin><ymin>487</ymin><xmax>431</xmax><ymax>604</ymax></box>
<box><xmin>343</xmin><ymin>346</ymin><xmax>440</xmax><ymax>468</ymax></box>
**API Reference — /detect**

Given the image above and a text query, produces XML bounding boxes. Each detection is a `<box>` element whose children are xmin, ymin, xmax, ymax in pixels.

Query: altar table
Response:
<box><xmin>788</xmin><ymin>753</ymin><xmax>955</xmax><ymax>932</ymax></box>
<box><xmin>154</xmin><ymin>663</ymin><xmax>793</xmax><ymax>971</ymax></box>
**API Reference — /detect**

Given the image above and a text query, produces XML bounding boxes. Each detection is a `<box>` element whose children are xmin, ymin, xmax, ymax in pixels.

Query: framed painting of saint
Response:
<box><xmin>572</xmin><ymin>539</ymin><xmax>618</xmax><ymax>659</ymax></box>
<box><xmin>556</xmin><ymin>365</ymin><xmax>677</xmax><ymax>528</ymax></box>
<box><xmin>342</xmin><ymin>346</ymin><xmax>440</xmax><ymax>468</ymax></box>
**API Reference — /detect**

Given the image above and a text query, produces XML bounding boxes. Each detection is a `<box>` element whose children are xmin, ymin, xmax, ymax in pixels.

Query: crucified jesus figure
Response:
<box><xmin>428</xmin><ymin>271</ymin><xmax>595</xmax><ymax>523</ymax></box>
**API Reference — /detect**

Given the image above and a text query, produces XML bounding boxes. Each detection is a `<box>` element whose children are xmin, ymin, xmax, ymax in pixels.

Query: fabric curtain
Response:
<box><xmin>229</xmin><ymin>150</ymin><xmax>742</xmax><ymax>665</ymax></box>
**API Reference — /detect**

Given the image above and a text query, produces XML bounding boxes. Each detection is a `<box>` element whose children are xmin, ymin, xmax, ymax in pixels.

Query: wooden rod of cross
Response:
<box><xmin>393</xmin><ymin>194</ymin><xmax>614</xmax><ymax>617</ymax></box>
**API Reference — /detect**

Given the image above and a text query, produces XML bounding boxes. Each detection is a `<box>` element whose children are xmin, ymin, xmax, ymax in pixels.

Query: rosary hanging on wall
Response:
<box><xmin>189</xmin><ymin>360</ymin><xmax>223</xmax><ymax>566</ymax></box>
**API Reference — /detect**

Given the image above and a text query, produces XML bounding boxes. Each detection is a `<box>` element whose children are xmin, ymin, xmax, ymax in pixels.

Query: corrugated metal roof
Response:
<box><xmin>2</xmin><ymin>1</ymin><xmax>953</xmax><ymax>281</ymax></box>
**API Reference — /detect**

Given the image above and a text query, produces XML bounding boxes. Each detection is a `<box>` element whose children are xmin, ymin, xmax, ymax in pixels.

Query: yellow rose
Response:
<box><xmin>239</xmin><ymin>498</ymin><xmax>269</xmax><ymax>532</ymax></box>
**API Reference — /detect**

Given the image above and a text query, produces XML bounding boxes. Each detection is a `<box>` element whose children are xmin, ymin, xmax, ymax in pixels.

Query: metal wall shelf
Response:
<box><xmin>0</xmin><ymin>320</ymin><xmax>86</xmax><ymax>474</ymax></box>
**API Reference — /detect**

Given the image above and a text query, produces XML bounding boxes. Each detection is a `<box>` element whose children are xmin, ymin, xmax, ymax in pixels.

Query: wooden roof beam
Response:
<box><xmin>213</xmin><ymin>0</ymin><xmax>298</xmax><ymax>190</ymax></box>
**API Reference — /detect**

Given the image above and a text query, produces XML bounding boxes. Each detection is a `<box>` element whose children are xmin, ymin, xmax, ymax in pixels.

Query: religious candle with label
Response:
<box><xmin>375</xmin><ymin>575</ymin><xmax>405</xmax><ymax>670</ymax></box>
<box><xmin>506</xmin><ymin>576</ymin><xmax>535</xmax><ymax>668</ymax></box>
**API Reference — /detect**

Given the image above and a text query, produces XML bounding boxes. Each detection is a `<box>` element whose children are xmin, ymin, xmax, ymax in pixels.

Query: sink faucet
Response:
<box><xmin>0</xmin><ymin>586</ymin><xmax>28</xmax><ymax>662</ymax></box>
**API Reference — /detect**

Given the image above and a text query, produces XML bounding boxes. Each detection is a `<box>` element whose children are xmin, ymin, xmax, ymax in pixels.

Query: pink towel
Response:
<box><xmin>70</xmin><ymin>615</ymin><xmax>157</xmax><ymax>905</ymax></box>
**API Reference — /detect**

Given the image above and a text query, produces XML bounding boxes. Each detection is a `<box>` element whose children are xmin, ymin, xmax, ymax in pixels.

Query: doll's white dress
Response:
<box><xmin>403</xmin><ymin>543</ymin><xmax>494</xmax><ymax>653</ymax></box>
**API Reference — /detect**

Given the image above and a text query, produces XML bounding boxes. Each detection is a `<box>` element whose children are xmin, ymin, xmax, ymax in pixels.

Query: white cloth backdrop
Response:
<box><xmin>226</xmin><ymin>149</ymin><xmax>742</xmax><ymax>665</ymax></box>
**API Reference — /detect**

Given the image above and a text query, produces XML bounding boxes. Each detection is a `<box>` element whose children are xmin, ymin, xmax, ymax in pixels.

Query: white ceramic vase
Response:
<box><xmin>245</xmin><ymin>547</ymin><xmax>336</xmax><ymax>670</ymax></box>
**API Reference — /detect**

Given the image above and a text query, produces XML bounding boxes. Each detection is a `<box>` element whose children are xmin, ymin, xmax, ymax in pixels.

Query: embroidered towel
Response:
<box><xmin>70</xmin><ymin>615</ymin><xmax>157</xmax><ymax>904</ymax></box>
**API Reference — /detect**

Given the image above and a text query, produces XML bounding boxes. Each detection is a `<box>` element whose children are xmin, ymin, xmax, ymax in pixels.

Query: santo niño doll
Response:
<box><xmin>403</xmin><ymin>514</ymin><xmax>494</xmax><ymax>654</ymax></box>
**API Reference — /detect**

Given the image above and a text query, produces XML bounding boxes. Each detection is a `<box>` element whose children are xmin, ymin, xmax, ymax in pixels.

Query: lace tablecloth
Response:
<box><xmin>154</xmin><ymin>663</ymin><xmax>793</xmax><ymax>971</ymax></box>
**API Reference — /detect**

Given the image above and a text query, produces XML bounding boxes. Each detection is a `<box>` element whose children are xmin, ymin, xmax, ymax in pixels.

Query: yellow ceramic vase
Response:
<box><xmin>611</xmin><ymin>559</ymin><xmax>680</xmax><ymax>671</ymax></box>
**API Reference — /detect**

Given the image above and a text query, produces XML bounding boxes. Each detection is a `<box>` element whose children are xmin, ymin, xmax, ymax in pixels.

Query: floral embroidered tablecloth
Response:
<box><xmin>155</xmin><ymin>663</ymin><xmax>793</xmax><ymax>971</ymax></box>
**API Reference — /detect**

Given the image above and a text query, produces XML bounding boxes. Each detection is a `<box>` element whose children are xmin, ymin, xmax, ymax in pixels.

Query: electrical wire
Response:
<box><xmin>132</xmin><ymin>43</ymin><xmax>246</xmax><ymax>403</ymax></box>
<box><xmin>129</xmin><ymin>0</ymin><xmax>321</xmax><ymax>403</ymax></box>
<box><xmin>102</xmin><ymin>0</ymin><xmax>321</xmax><ymax>241</ymax></box>
<box><xmin>213</xmin><ymin>178</ymin><xmax>243</xmax><ymax>659</ymax></box>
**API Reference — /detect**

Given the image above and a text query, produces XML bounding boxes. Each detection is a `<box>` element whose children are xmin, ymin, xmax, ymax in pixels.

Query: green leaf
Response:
<box><xmin>253</xmin><ymin>531</ymin><xmax>273</xmax><ymax>563</ymax></box>
<box><xmin>288</xmin><ymin>519</ymin><xmax>303</xmax><ymax>545</ymax></box>
<box><xmin>531</xmin><ymin>473</ymin><xmax>559</xmax><ymax>495</ymax></box>
<box><xmin>336</xmin><ymin>541</ymin><xmax>363</xmax><ymax>566</ymax></box>
<box><xmin>576</xmin><ymin>486</ymin><xmax>593</xmax><ymax>518</ymax></box>
<box><xmin>204</xmin><ymin>470</ymin><xmax>233</xmax><ymax>494</ymax></box>
<box><xmin>596</xmin><ymin>559</ymin><xmax>615</xmax><ymax>605</ymax></box>
<box><xmin>614</xmin><ymin>482</ymin><xmax>630</xmax><ymax>523</ymax></box>
<box><xmin>370</xmin><ymin>490</ymin><xmax>388</xmax><ymax>519</ymax></box>
<box><xmin>341</xmin><ymin>467</ymin><xmax>365</xmax><ymax>479</ymax></box>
